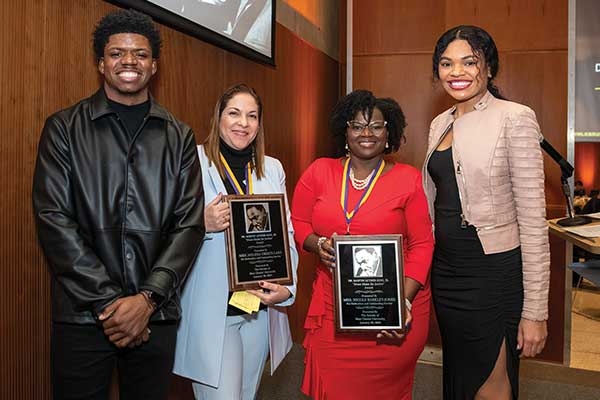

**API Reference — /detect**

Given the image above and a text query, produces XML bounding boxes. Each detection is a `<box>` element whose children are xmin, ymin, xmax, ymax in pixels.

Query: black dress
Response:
<box><xmin>428</xmin><ymin>147</ymin><xmax>523</xmax><ymax>400</ymax></box>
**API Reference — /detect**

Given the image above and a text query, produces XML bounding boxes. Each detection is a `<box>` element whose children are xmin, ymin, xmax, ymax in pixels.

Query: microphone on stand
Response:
<box><xmin>539</xmin><ymin>136</ymin><xmax>591</xmax><ymax>227</ymax></box>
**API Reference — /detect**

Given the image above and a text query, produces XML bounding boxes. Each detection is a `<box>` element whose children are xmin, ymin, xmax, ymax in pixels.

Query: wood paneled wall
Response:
<box><xmin>353</xmin><ymin>0</ymin><xmax>569</xmax><ymax>363</ymax></box>
<box><xmin>0</xmin><ymin>1</ymin><xmax>338</xmax><ymax>398</ymax></box>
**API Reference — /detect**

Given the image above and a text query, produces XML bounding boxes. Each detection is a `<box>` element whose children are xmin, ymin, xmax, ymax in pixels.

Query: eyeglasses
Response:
<box><xmin>346</xmin><ymin>120</ymin><xmax>387</xmax><ymax>136</ymax></box>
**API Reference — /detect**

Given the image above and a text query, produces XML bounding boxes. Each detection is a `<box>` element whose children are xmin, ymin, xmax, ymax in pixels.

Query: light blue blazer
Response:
<box><xmin>173</xmin><ymin>145</ymin><xmax>298</xmax><ymax>386</ymax></box>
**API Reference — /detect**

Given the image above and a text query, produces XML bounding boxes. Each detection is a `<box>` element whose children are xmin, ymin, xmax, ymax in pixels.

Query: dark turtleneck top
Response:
<box><xmin>107</xmin><ymin>98</ymin><xmax>151</xmax><ymax>141</ymax></box>
<box><xmin>219</xmin><ymin>138</ymin><xmax>252</xmax><ymax>195</ymax></box>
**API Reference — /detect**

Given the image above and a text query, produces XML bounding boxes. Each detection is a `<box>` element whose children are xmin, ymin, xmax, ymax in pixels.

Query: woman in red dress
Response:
<box><xmin>291</xmin><ymin>90</ymin><xmax>434</xmax><ymax>399</ymax></box>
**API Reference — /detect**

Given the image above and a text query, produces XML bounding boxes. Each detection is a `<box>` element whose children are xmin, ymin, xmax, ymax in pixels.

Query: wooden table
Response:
<box><xmin>547</xmin><ymin>218</ymin><xmax>600</xmax><ymax>255</ymax></box>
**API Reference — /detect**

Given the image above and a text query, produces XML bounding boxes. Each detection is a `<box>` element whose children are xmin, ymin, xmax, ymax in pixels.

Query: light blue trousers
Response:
<box><xmin>193</xmin><ymin>309</ymin><xmax>269</xmax><ymax>400</ymax></box>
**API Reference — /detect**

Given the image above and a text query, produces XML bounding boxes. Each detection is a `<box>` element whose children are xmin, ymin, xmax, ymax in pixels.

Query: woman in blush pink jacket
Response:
<box><xmin>423</xmin><ymin>25</ymin><xmax>550</xmax><ymax>400</ymax></box>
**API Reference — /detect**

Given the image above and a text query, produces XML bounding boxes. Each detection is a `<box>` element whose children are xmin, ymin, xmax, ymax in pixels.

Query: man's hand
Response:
<box><xmin>128</xmin><ymin>326</ymin><xmax>151</xmax><ymax>348</ymax></box>
<box><xmin>99</xmin><ymin>294</ymin><xmax>154</xmax><ymax>348</ymax></box>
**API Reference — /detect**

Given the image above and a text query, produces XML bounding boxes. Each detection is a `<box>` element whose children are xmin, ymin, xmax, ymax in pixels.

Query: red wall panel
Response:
<box><xmin>575</xmin><ymin>142</ymin><xmax>600</xmax><ymax>192</ymax></box>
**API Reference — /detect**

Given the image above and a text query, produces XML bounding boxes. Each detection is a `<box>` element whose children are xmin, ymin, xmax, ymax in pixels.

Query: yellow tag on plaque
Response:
<box><xmin>229</xmin><ymin>291</ymin><xmax>261</xmax><ymax>313</ymax></box>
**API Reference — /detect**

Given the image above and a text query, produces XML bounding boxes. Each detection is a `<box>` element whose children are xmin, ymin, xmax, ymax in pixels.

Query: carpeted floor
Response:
<box><xmin>256</xmin><ymin>344</ymin><xmax>600</xmax><ymax>400</ymax></box>
<box><xmin>570</xmin><ymin>288</ymin><xmax>600</xmax><ymax>371</ymax></box>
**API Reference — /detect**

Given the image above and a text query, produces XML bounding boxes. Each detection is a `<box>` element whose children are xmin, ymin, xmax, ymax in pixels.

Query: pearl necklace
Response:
<box><xmin>349</xmin><ymin>167</ymin><xmax>375</xmax><ymax>190</ymax></box>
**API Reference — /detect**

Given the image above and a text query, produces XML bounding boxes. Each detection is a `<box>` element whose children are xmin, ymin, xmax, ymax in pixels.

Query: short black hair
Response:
<box><xmin>247</xmin><ymin>204</ymin><xmax>266</xmax><ymax>214</ymax></box>
<box><xmin>575</xmin><ymin>180</ymin><xmax>583</xmax><ymax>186</ymax></box>
<box><xmin>433</xmin><ymin>25</ymin><xmax>503</xmax><ymax>99</ymax></box>
<box><xmin>330</xmin><ymin>89</ymin><xmax>407</xmax><ymax>157</ymax></box>
<box><xmin>93</xmin><ymin>9</ymin><xmax>162</xmax><ymax>61</ymax></box>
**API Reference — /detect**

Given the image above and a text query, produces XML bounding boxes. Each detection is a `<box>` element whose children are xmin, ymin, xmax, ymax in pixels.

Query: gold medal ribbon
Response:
<box><xmin>221</xmin><ymin>152</ymin><xmax>259</xmax><ymax>312</ymax></box>
<box><xmin>340</xmin><ymin>157</ymin><xmax>385</xmax><ymax>231</ymax></box>
<box><xmin>220</xmin><ymin>152</ymin><xmax>253</xmax><ymax>195</ymax></box>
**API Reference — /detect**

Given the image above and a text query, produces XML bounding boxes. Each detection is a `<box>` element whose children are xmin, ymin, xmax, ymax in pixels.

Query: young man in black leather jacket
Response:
<box><xmin>32</xmin><ymin>9</ymin><xmax>205</xmax><ymax>399</ymax></box>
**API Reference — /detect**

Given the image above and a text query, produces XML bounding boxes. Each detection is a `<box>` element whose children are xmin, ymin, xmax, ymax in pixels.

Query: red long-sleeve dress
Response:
<box><xmin>291</xmin><ymin>158</ymin><xmax>434</xmax><ymax>400</ymax></box>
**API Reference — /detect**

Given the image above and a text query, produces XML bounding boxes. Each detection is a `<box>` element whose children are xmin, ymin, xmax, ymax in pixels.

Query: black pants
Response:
<box><xmin>51</xmin><ymin>321</ymin><xmax>177</xmax><ymax>400</ymax></box>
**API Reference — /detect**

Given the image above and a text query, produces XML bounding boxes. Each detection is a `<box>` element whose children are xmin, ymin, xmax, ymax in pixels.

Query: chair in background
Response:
<box><xmin>569</xmin><ymin>260</ymin><xmax>600</xmax><ymax>320</ymax></box>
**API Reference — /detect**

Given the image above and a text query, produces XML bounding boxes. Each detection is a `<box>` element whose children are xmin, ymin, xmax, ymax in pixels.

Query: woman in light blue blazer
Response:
<box><xmin>173</xmin><ymin>84</ymin><xmax>298</xmax><ymax>400</ymax></box>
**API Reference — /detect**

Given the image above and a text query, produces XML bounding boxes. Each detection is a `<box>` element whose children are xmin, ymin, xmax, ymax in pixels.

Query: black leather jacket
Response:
<box><xmin>33</xmin><ymin>89</ymin><xmax>205</xmax><ymax>324</ymax></box>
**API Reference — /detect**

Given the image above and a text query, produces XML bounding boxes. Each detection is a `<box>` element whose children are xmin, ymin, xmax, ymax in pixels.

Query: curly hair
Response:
<box><xmin>93</xmin><ymin>9</ymin><xmax>162</xmax><ymax>61</ymax></box>
<box><xmin>330</xmin><ymin>90</ymin><xmax>407</xmax><ymax>157</ymax></box>
<box><xmin>432</xmin><ymin>25</ymin><xmax>504</xmax><ymax>100</ymax></box>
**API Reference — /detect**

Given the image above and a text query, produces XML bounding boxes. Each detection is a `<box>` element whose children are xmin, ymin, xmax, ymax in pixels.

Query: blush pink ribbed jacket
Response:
<box><xmin>423</xmin><ymin>91</ymin><xmax>550</xmax><ymax>321</ymax></box>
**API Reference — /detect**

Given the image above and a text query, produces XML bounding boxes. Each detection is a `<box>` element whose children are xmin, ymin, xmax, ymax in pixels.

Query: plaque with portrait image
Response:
<box><xmin>225</xmin><ymin>194</ymin><xmax>293</xmax><ymax>291</ymax></box>
<box><xmin>332</xmin><ymin>235</ymin><xmax>405</xmax><ymax>333</ymax></box>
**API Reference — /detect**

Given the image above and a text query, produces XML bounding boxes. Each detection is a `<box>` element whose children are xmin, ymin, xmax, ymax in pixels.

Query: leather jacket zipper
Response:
<box><xmin>476</xmin><ymin>220</ymin><xmax>514</xmax><ymax>232</ymax></box>
<box><xmin>455</xmin><ymin>159</ymin><xmax>470</xmax><ymax>228</ymax></box>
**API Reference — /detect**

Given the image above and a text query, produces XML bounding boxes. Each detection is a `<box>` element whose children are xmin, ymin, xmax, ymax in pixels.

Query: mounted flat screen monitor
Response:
<box><xmin>108</xmin><ymin>0</ymin><xmax>276</xmax><ymax>65</ymax></box>
<box><xmin>574</xmin><ymin>0</ymin><xmax>600</xmax><ymax>142</ymax></box>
